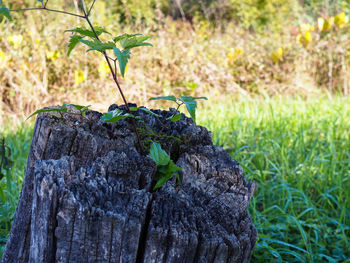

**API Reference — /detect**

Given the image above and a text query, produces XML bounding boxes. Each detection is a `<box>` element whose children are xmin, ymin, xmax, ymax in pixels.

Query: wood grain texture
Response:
<box><xmin>1</xmin><ymin>104</ymin><xmax>257</xmax><ymax>263</ymax></box>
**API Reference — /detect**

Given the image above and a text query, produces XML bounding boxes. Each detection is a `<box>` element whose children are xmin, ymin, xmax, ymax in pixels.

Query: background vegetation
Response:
<box><xmin>1</xmin><ymin>0</ymin><xmax>349</xmax><ymax>262</ymax></box>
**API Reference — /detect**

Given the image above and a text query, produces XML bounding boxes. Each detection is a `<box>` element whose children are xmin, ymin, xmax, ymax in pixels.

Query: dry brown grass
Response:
<box><xmin>1</xmin><ymin>6</ymin><xmax>349</xmax><ymax>125</ymax></box>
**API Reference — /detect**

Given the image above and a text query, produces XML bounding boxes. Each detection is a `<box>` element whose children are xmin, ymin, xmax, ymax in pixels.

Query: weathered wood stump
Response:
<box><xmin>1</xmin><ymin>104</ymin><xmax>257</xmax><ymax>263</ymax></box>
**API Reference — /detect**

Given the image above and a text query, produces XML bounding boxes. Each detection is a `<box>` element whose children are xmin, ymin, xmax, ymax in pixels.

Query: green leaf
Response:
<box><xmin>120</xmin><ymin>35</ymin><xmax>152</xmax><ymax>49</ymax></box>
<box><xmin>38</xmin><ymin>0</ymin><xmax>43</xmax><ymax>3</ymax></box>
<box><xmin>113</xmin><ymin>34</ymin><xmax>152</xmax><ymax>50</ymax></box>
<box><xmin>149</xmin><ymin>96</ymin><xmax>177</xmax><ymax>102</ymax></box>
<box><xmin>129</xmin><ymin>107</ymin><xmax>139</xmax><ymax>111</ymax></box>
<box><xmin>158</xmin><ymin>160</ymin><xmax>182</xmax><ymax>174</ymax></box>
<box><xmin>67</xmin><ymin>36</ymin><xmax>82</xmax><ymax>57</ymax></box>
<box><xmin>26</xmin><ymin>105</ymin><xmax>68</xmax><ymax>120</ymax></box>
<box><xmin>139</xmin><ymin>107</ymin><xmax>161</xmax><ymax>117</ymax></box>
<box><xmin>65</xmin><ymin>27</ymin><xmax>110</xmax><ymax>39</ymax></box>
<box><xmin>74</xmin><ymin>37</ymin><xmax>115</xmax><ymax>53</ymax></box>
<box><xmin>149</xmin><ymin>142</ymin><xmax>170</xmax><ymax>166</ymax></box>
<box><xmin>153</xmin><ymin>173</ymin><xmax>173</xmax><ymax>190</ymax></box>
<box><xmin>113</xmin><ymin>47</ymin><xmax>130</xmax><ymax>77</ymax></box>
<box><xmin>113</xmin><ymin>33</ymin><xmax>141</xmax><ymax>43</ymax></box>
<box><xmin>62</xmin><ymin>103</ymin><xmax>88</xmax><ymax>111</ymax></box>
<box><xmin>0</xmin><ymin>0</ymin><xmax>3</xmax><ymax>5</ymax></box>
<box><xmin>184</xmin><ymin>96</ymin><xmax>208</xmax><ymax>101</ymax></box>
<box><xmin>62</xmin><ymin>103</ymin><xmax>91</xmax><ymax>116</ymax></box>
<box><xmin>0</xmin><ymin>7</ymin><xmax>11</xmax><ymax>21</ymax></box>
<box><xmin>101</xmin><ymin>108</ymin><xmax>133</xmax><ymax>123</ymax></box>
<box><xmin>179</xmin><ymin>96</ymin><xmax>208</xmax><ymax>122</ymax></box>
<box><xmin>153</xmin><ymin>160</ymin><xmax>182</xmax><ymax>190</ymax></box>
<box><xmin>168</xmin><ymin>113</ymin><xmax>181</xmax><ymax>122</ymax></box>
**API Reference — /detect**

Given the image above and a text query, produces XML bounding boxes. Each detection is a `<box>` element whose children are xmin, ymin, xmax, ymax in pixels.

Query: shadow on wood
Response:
<box><xmin>1</xmin><ymin>104</ymin><xmax>257</xmax><ymax>263</ymax></box>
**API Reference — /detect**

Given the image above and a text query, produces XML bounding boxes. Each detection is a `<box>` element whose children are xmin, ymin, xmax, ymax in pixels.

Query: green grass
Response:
<box><xmin>198</xmin><ymin>96</ymin><xmax>350</xmax><ymax>262</ymax></box>
<box><xmin>0</xmin><ymin>124</ymin><xmax>33</xmax><ymax>256</ymax></box>
<box><xmin>1</xmin><ymin>96</ymin><xmax>349</xmax><ymax>262</ymax></box>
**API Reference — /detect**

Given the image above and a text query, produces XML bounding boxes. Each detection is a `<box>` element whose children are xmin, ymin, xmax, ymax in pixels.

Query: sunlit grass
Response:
<box><xmin>0</xmin><ymin>96</ymin><xmax>349</xmax><ymax>261</ymax></box>
<box><xmin>0</xmin><ymin>123</ymin><xmax>33</xmax><ymax>256</ymax></box>
<box><xmin>198</xmin><ymin>95</ymin><xmax>350</xmax><ymax>262</ymax></box>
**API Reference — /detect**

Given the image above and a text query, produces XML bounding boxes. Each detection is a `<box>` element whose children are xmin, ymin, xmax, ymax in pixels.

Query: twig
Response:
<box><xmin>11</xmin><ymin>0</ymin><xmax>144</xmax><ymax>151</ymax></box>
<box><xmin>87</xmin><ymin>0</ymin><xmax>96</xmax><ymax>17</ymax></box>
<box><xmin>10</xmin><ymin>7</ymin><xmax>85</xmax><ymax>18</ymax></box>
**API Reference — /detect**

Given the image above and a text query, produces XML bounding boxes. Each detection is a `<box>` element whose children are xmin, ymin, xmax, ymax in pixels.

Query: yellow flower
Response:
<box><xmin>227</xmin><ymin>47</ymin><xmax>243</xmax><ymax>61</ymax></box>
<box><xmin>300</xmin><ymin>23</ymin><xmax>315</xmax><ymax>32</ymax></box>
<box><xmin>98</xmin><ymin>60</ymin><xmax>111</xmax><ymax>78</ymax></box>
<box><xmin>0</xmin><ymin>50</ymin><xmax>5</xmax><ymax>61</ymax></box>
<box><xmin>74</xmin><ymin>70</ymin><xmax>85</xmax><ymax>85</ymax></box>
<box><xmin>35</xmin><ymin>39</ymin><xmax>40</xmax><ymax>44</ymax></box>
<box><xmin>7</xmin><ymin>34</ymin><xmax>23</xmax><ymax>48</ymax></box>
<box><xmin>46</xmin><ymin>50</ymin><xmax>60</xmax><ymax>61</ymax></box>
<box><xmin>270</xmin><ymin>47</ymin><xmax>283</xmax><ymax>64</ymax></box>
<box><xmin>0</xmin><ymin>50</ymin><xmax>6</xmax><ymax>69</ymax></box>
<box><xmin>297</xmin><ymin>31</ymin><xmax>312</xmax><ymax>48</ymax></box>
<box><xmin>318</xmin><ymin>17</ymin><xmax>333</xmax><ymax>33</ymax></box>
<box><xmin>334</xmin><ymin>12</ymin><xmax>349</xmax><ymax>28</ymax></box>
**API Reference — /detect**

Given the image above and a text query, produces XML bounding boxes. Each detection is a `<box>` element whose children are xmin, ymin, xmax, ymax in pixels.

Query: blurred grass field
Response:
<box><xmin>1</xmin><ymin>0</ymin><xmax>350</xmax><ymax>262</ymax></box>
<box><xmin>1</xmin><ymin>0</ymin><xmax>350</xmax><ymax>123</ymax></box>
<box><xmin>1</xmin><ymin>96</ymin><xmax>349</xmax><ymax>262</ymax></box>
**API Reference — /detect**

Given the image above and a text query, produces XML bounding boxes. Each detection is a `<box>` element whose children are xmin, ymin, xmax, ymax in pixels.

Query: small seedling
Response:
<box><xmin>149</xmin><ymin>142</ymin><xmax>182</xmax><ymax>190</ymax></box>
<box><xmin>0</xmin><ymin>1</ymin><xmax>207</xmax><ymax>190</ymax></box>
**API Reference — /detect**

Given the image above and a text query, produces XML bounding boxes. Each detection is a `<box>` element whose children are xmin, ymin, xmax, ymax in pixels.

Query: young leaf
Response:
<box><xmin>62</xmin><ymin>103</ymin><xmax>91</xmax><ymax>116</ymax></box>
<box><xmin>113</xmin><ymin>33</ymin><xmax>141</xmax><ymax>43</ymax></box>
<box><xmin>168</xmin><ymin>113</ymin><xmax>181</xmax><ymax>122</ymax></box>
<box><xmin>179</xmin><ymin>96</ymin><xmax>208</xmax><ymax>122</ymax></box>
<box><xmin>67</xmin><ymin>36</ymin><xmax>83</xmax><ymax>57</ymax></box>
<box><xmin>158</xmin><ymin>160</ymin><xmax>182</xmax><ymax>175</ymax></box>
<box><xmin>26</xmin><ymin>105</ymin><xmax>68</xmax><ymax>120</ymax></box>
<box><xmin>149</xmin><ymin>96</ymin><xmax>177</xmax><ymax>102</ymax></box>
<box><xmin>139</xmin><ymin>107</ymin><xmax>161</xmax><ymax>117</ymax></box>
<box><xmin>129</xmin><ymin>107</ymin><xmax>139</xmax><ymax>111</ymax></box>
<box><xmin>0</xmin><ymin>7</ymin><xmax>11</xmax><ymax>20</ymax></box>
<box><xmin>184</xmin><ymin>96</ymin><xmax>208</xmax><ymax>101</ymax></box>
<box><xmin>113</xmin><ymin>47</ymin><xmax>130</xmax><ymax>77</ymax></box>
<box><xmin>74</xmin><ymin>37</ymin><xmax>115</xmax><ymax>53</ymax></box>
<box><xmin>65</xmin><ymin>27</ymin><xmax>110</xmax><ymax>39</ymax></box>
<box><xmin>113</xmin><ymin>34</ymin><xmax>152</xmax><ymax>50</ymax></box>
<box><xmin>153</xmin><ymin>173</ymin><xmax>172</xmax><ymax>190</ymax></box>
<box><xmin>149</xmin><ymin>142</ymin><xmax>170</xmax><ymax>166</ymax></box>
<box><xmin>101</xmin><ymin>108</ymin><xmax>133</xmax><ymax>123</ymax></box>
<box><xmin>120</xmin><ymin>35</ymin><xmax>152</xmax><ymax>49</ymax></box>
<box><xmin>153</xmin><ymin>160</ymin><xmax>182</xmax><ymax>190</ymax></box>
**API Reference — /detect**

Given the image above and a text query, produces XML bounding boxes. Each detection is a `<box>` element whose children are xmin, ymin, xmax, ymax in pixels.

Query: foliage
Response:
<box><xmin>148</xmin><ymin>142</ymin><xmax>182</xmax><ymax>190</ymax></box>
<box><xmin>150</xmin><ymin>95</ymin><xmax>207</xmax><ymax>122</ymax></box>
<box><xmin>66</xmin><ymin>28</ymin><xmax>151</xmax><ymax>78</ymax></box>
<box><xmin>26</xmin><ymin>103</ymin><xmax>91</xmax><ymax>120</ymax></box>
<box><xmin>101</xmin><ymin>108</ymin><xmax>133</xmax><ymax>123</ymax></box>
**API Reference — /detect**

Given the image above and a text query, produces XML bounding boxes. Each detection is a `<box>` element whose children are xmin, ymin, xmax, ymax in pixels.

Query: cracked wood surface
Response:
<box><xmin>1</xmin><ymin>104</ymin><xmax>257</xmax><ymax>263</ymax></box>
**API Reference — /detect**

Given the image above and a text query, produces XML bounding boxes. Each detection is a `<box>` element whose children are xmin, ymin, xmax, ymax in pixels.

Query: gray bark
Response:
<box><xmin>1</xmin><ymin>104</ymin><xmax>257</xmax><ymax>263</ymax></box>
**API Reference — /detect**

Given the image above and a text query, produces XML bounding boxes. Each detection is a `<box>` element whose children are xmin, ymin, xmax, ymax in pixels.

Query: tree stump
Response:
<box><xmin>1</xmin><ymin>104</ymin><xmax>257</xmax><ymax>263</ymax></box>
